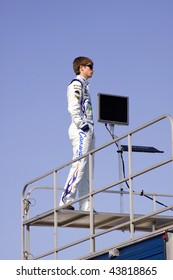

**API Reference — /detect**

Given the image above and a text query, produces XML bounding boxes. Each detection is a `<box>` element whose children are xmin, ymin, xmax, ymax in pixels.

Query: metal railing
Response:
<box><xmin>21</xmin><ymin>114</ymin><xmax>173</xmax><ymax>259</ymax></box>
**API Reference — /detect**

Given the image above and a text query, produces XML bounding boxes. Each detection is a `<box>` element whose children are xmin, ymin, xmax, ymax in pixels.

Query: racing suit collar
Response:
<box><xmin>76</xmin><ymin>75</ymin><xmax>89</xmax><ymax>85</ymax></box>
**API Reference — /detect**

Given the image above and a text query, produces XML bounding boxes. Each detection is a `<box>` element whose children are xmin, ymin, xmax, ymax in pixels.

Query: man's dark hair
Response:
<box><xmin>73</xmin><ymin>56</ymin><xmax>93</xmax><ymax>75</ymax></box>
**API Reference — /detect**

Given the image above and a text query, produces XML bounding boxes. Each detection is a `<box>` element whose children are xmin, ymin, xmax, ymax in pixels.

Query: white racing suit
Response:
<box><xmin>59</xmin><ymin>75</ymin><xmax>95</xmax><ymax>211</ymax></box>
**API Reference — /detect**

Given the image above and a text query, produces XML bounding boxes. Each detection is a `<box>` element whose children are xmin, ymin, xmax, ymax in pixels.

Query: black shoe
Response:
<box><xmin>64</xmin><ymin>205</ymin><xmax>75</xmax><ymax>210</ymax></box>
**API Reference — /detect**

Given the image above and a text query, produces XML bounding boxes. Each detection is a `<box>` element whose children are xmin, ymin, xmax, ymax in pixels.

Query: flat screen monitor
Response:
<box><xmin>98</xmin><ymin>93</ymin><xmax>129</xmax><ymax>125</ymax></box>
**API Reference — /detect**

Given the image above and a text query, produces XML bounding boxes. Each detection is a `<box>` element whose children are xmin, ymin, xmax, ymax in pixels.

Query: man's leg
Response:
<box><xmin>60</xmin><ymin>126</ymin><xmax>95</xmax><ymax>210</ymax></box>
<box><xmin>78</xmin><ymin>128</ymin><xmax>95</xmax><ymax>211</ymax></box>
<box><xmin>59</xmin><ymin>126</ymin><xmax>79</xmax><ymax>207</ymax></box>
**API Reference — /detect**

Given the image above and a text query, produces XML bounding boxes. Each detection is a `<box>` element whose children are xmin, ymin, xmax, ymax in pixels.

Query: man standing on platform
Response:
<box><xmin>59</xmin><ymin>56</ymin><xmax>95</xmax><ymax>211</ymax></box>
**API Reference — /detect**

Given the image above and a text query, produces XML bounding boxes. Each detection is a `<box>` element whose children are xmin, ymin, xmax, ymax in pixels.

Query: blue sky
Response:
<box><xmin>1</xmin><ymin>0</ymin><xmax>173</xmax><ymax>260</ymax></box>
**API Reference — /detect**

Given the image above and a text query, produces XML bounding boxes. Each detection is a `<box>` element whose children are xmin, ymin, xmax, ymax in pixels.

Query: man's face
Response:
<box><xmin>80</xmin><ymin>64</ymin><xmax>94</xmax><ymax>79</ymax></box>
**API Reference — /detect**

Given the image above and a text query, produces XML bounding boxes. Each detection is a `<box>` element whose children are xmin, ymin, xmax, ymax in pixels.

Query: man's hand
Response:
<box><xmin>80</xmin><ymin>124</ymin><xmax>89</xmax><ymax>132</ymax></box>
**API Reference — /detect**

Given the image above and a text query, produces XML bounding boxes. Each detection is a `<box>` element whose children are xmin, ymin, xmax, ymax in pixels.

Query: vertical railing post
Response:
<box><xmin>117</xmin><ymin>139</ymin><xmax>124</xmax><ymax>213</ymax></box>
<box><xmin>53</xmin><ymin>171</ymin><xmax>58</xmax><ymax>259</ymax></box>
<box><xmin>25</xmin><ymin>194</ymin><xmax>31</xmax><ymax>259</ymax></box>
<box><xmin>21</xmin><ymin>193</ymin><xmax>25</xmax><ymax>259</ymax></box>
<box><xmin>89</xmin><ymin>152</ymin><xmax>95</xmax><ymax>253</ymax></box>
<box><xmin>153</xmin><ymin>195</ymin><xmax>156</xmax><ymax>211</ymax></box>
<box><xmin>169</xmin><ymin>115</ymin><xmax>173</xmax><ymax>160</ymax></box>
<box><xmin>26</xmin><ymin>225</ymin><xmax>30</xmax><ymax>259</ymax></box>
<box><xmin>128</xmin><ymin>134</ymin><xmax>134</xmax><ymax>239</ymax></box>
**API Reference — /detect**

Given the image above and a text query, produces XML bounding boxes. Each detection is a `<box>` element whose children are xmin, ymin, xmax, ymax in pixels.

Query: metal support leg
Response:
<box><xmin>109</xmin><ymin>124</ymin><xmax>124</xmax><ymax>213</ymax></box>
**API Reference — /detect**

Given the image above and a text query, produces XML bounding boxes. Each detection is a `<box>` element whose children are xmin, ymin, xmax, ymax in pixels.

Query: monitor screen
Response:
<box><xmin>98</xmin><ymin>93</ymin><xmax>129</xmax><ymax>125</ymax></box>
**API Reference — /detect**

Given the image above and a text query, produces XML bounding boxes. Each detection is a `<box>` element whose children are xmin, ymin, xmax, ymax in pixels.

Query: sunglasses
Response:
<box><xmin>82</xmin><ymin>64</ymin><xmax>94</xmax><ymax>70</ymax></box>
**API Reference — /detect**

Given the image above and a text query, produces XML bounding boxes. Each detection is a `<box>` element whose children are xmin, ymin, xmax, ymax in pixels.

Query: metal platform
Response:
<box><xmin>21</xmin><ymin>114</ymin><xmax>173</xmax><ymax>259</ymax></box>
<box><xmin>23</xmin><ymin>209</ymin><xmax>173</xmax><ymax>232</ymax></box>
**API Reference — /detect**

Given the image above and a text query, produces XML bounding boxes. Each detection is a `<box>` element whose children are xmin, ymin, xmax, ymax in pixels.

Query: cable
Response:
<box><xmin>105</xmin><ymin>123</ymin><xmax>172</xmax><ymax>211</ymax></box>
<box><xmin>29</xmin><ymin>197</ymin><xmax>36</xmax><ymax>207</ymax></box>
<box><xmin>105</xmin><ymin>123</ymin><xmax>129</xmax><ymax>189</ymax></box>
